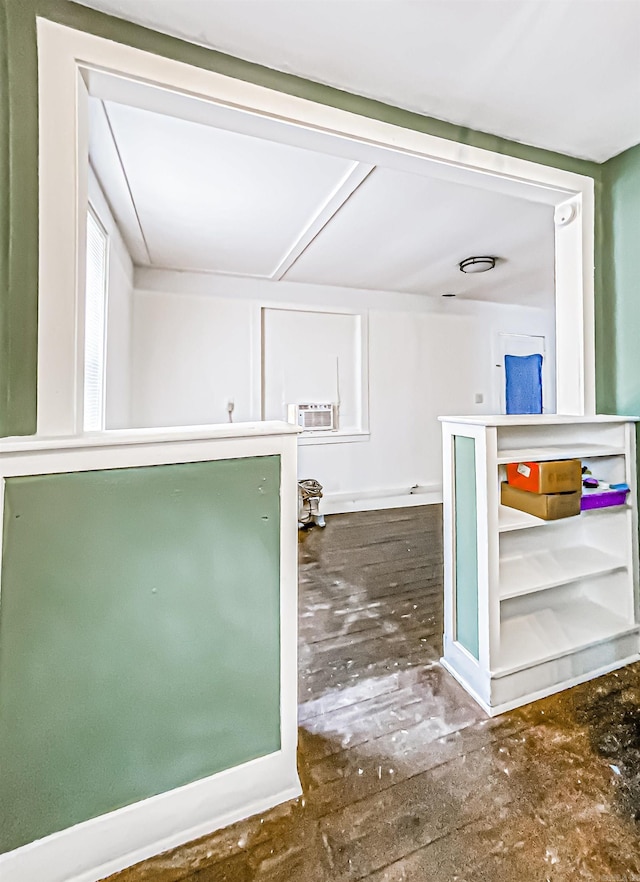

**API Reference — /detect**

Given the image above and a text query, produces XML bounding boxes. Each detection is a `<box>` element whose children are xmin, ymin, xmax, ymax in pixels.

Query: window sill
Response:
<box><xmin>297</xmin><ymin>429</ymin><xmax>370</xmax><ymax>446</ymax></box>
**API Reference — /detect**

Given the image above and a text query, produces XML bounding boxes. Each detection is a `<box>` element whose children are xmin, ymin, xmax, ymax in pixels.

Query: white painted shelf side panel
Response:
<box><xmin>499</xmin><ymin>546</ymin><xmax>626</xmax><ymax>600</ymax></box>
<box><xmin>496</xmin><ymin>600</ymin><xmax>635</xmax><ymax>676</ymax></box>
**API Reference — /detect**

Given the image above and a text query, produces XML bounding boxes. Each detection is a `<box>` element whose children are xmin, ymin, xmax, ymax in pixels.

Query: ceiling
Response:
<box><xmin>89</xmin><ymin>91</ymin><xmax>555</xmax><ymax>307</ymax></box>
<box><xmin>76</xmin><ymin>0</ymin><xmax>640</xmax><ymax>162</ymax></box>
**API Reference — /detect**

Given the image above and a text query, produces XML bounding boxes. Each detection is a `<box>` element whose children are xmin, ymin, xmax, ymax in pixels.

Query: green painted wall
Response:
<box><xmin>0</xmin><ymin>455</ymin><xmax>281</xmax><ymax>854</ymax></box>
<box><xmin>0</xmin><ymin>0</ymin><xmax>607</xmax><ymax>437</ymax></box>
<box><xmin>601</xmin><ymin>144</ymin><xmax>640</xmax><ymax>416</ymax></box>
<box><xmin>453</xmin><ymin>435</ymin><xmax>479</xmax><ymax>659</ymax></box>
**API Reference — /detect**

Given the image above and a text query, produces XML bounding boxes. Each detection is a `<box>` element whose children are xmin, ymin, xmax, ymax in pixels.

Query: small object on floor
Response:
<box><xmin>298</xmin><ymin>479</ymin><xmax>325</xmax><ymax>528</ymax></box>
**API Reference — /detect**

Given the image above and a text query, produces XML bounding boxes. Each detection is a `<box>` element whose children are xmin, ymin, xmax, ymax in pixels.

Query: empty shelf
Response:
<box><xmin>495</xmin><ymin>599</ymin><xmax>636</xmax><ymax>677</ymax></box>
<box><xmin>500</xmin><ymin>545</ymin><xmax>626</xmax><ymax>600</ymax></box>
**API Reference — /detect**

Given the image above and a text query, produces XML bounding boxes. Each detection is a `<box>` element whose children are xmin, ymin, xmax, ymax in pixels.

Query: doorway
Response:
<box><xmin>496</xmin><ymin>332</ymin><xmax>551</xmax><ymax>415</ymax></box>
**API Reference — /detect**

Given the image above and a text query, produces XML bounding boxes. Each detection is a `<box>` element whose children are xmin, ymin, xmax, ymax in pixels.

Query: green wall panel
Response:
<box><xmin>0</xmin><ymin>0</ymin><xmax>604</xmax><ymax>437</ymax></box>
<box><xmin>0</xmin><ymin>455</ymin><xmax>281</xmax><ymax>854</ymax></box>
<box><xmin>453</xmin><ymin>435</ymin><xmax>479</xmax><ymax>660</ymax></box>
<box><xmin>603</xmin><ymin>143</ymin><xmax>640</xmax><ymax>416</ymax></box>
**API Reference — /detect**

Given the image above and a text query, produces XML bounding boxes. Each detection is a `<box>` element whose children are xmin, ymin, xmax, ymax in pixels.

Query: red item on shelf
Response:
<box><xmin>506</xmin><ymin>459</ymin><xmax>582</xmax><ymax>494</ymax></box>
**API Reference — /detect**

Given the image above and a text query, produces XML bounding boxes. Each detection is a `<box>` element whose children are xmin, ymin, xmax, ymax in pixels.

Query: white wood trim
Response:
<box><xmin>250</xmin><ymin>304</ymin><xmax>264</xmax><ymax>422</ymax></box>
<box><xmin>320</xmin><ymin>482</ymin><xmax>442</xmax><ymax>514</ymax></box>
<box><xmin>554</xmin><ymin>193</ymin><xmax>595</xmax><ymax>414</ymax></box>
<box><xmin>297</xmin><ymin>429</ymin><xmax>370</xmax><ymax>446</ymax></box>
<box><xmin>357</xmin><ymin>312</ymin><xmax>370</xmax><ymax>434</ymax></box>
<box><xmin>475</xmin><ymin>426</ymin><xmax>491</xmax><ymax>673</ymax></box>
<box><xmin>36</xmin><ymin>18</ymin><xmax>596</xmax><ymax>438</ymax></box>
<box><xmin>626</xmin><ymin>423</ymin><xmax>640</xmax><ymax>624</ymax></box>
<box><xmin>96</xmin><ymin>99</ymin><xmax>151</xmax><ymax>264</ymax></box>
<box><xmin>441</xmin><ymin>656</ymin><xmax>490</xmax><ymax>716</ymax></box>
<box><xmin>443</xmin><ymin>653</ymin><xmax>640</xmax><ymax>718</ymax></box>
<box><xmin>81</xmin><ymin>64</ymin><xmax>584</xmax><ymax>207</ymax></box>
<box><xmin>0</xmin><ymin>420</ymin><xmax>299</xmax><ymax>454</ymax></box>
<box><xmin>437</xmin><ymin>414</ymin><xmax>639</xmax><ymax>426</ymax></box>
<box><xmin>260</xmin><ymin>304</ymin><xmax>370</xmax><ymax>435</ymax></box>
<box><xmin>277</xmin><ymin>431</ymin><xmax>300</xmax><ymax>780</ymax></box>
<box><xmin>441</xmin><ymin>428</ymin><xmax>455</xmax><ymax>661</ymax></box>
<box><xmin>484</xmin><ymin>427</ymin><xmax>501</xmax><ymax>669</ymax></box>
<box><xmin>0</xmin><ymin>752</ymin><xmax>301</xmax><ymax>882</ymax></box>
<box><xmin>88</xmin><ymin>165</ymin><xmax>135</xmax><ymax>277</ymax></box>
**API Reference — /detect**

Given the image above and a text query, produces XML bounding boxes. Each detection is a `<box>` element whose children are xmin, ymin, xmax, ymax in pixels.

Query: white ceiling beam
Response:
<box><xmin>271</xmin><ymin>162</ymin><xmax>374</xmax><ymax>281</ymax></box>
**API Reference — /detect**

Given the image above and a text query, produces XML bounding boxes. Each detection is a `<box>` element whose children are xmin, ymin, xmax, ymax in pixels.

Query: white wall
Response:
<box><xmin>132</xmin><ymin>291</ymin><xmax>254</xmax><ymax>427</ymax></box>
<box><xmin>89</xmin><ymin>167</ymin><xmax>134</xmax><ymax>429</ymax></box>
<box><xmin>128</xmin><ymin>268</ymin><xmax>555</xmax><ymax>510</ymax></box>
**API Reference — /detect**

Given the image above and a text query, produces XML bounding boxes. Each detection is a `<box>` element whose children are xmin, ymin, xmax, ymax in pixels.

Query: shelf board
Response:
<box><xmin>500</xmin><ymin>545</ymin><xmax>626</xmax><ymax>600</ymax></box>
<box><xmin>494</xmin><ymin>599</ymin><xmax>637</xmax><ymax>677</ymax></box>
<box><xmin>497</xmin><ymin>444</ymin><xmax>624</xmax><ymax>465</ymax></box>
<box><xmin>499</xmin><ymin>503</ymin><xmax>631</xmax><ymax>533</ymax></box>
<box><xmin>499</xmin><ymin>505</ymin><xmax>555</xmax><ymax>532</ymax></box>
<box><xmin>582</xmin><ymin>503</ymin><xmax>632</xmax><ymax>516</ymax></box>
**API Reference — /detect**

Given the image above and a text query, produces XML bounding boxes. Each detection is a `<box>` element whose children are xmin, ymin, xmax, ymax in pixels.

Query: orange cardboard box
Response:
<box><xmin>506</xmin><ymin>459</ymin><xmax>582</xmax><ymax>494</ymax></box>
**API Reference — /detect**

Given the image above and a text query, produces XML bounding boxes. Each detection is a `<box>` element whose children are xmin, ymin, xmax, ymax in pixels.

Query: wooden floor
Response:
<box><xmin>108</xmin><ymin>506</ymin><xmax>640</xmax><ymax>882</ymax></box>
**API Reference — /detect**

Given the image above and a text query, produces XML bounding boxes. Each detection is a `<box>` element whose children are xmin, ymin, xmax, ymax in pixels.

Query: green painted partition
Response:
<box><xmin>0</xmin><ymin>455</ymin><xmax>281</xmax><ymax>854</ymax></box>
<box><xmin>453</xmin><ymin>436</ymin><xmax>479</xmax><ymax>659</ymax></box>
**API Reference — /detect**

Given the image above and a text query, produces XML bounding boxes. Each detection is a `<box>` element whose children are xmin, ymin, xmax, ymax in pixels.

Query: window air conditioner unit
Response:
<box><xmin>288</xmin><ymin>403</ymin><xmax>338</xmax><ymax>432</ymax></box>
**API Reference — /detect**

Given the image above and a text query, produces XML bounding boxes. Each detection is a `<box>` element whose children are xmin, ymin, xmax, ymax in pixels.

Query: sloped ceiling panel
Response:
<box><xmin>285</xmin><ymin>167</ymin><xmax>555</xmax><ymax>307</ymax></box>
<box><xmin>91</xmin><ymin>97</ymin><xmax>555</xmax><ymax>308</ymax></box>
<box><xmin>103</xmin><ymin>100</ymin><xmax>357</xmax><ymax>275</ymax></box>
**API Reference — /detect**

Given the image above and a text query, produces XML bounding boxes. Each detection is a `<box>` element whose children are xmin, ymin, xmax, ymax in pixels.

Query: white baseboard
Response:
<box><xmin>320</xmin><ymin>483</ymin><xmax>442</xmax><ymax>514</ymax></box>
<box><xmin>0</xmin><ymin>750</ymin><xmax>301</xmax><ymax>882</ymax></box>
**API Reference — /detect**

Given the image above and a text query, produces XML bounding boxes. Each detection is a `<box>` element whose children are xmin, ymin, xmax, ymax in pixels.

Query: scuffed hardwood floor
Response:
<box><xmin>107</xmin><ymin>506</ymin><xmax>640</xmax><ymax>882</ymax></box>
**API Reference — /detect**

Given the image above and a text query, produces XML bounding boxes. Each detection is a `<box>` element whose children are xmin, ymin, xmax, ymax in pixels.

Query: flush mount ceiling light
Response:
<box><xmin>459</xmin><ymin>256</ymin><xmax>497</xmax><ymax>274</ymax></box>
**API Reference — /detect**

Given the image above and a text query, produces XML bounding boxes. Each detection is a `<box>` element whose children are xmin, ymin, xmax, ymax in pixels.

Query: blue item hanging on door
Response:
<box><xmin>505</xmin><ymin>353</ymin><xmax>543</xmax><ymax>414</ymax></box>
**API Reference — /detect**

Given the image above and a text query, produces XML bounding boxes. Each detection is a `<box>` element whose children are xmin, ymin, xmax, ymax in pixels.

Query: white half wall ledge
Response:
<box><xmin>0</xmin><ymin>751</ymin><xmax>301</xmax><ymax>882</ymax></box>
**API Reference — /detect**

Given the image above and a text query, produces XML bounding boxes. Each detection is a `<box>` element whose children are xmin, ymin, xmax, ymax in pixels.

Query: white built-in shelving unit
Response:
<box><xmin>439</xmin><ymin>415</ymin><xmax>640</xmax><ymax>716</ymax></box>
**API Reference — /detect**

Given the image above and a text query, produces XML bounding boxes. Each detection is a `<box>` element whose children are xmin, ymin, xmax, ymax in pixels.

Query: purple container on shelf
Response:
<box><xmin>580</xmin><ymin>488</ymin><xmax>629</xmax><ymax>511</ymax></box>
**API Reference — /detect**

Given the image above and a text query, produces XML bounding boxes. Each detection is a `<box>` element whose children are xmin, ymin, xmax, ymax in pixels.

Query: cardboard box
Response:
<box><xmin>506</xmin><ymin>459</ymin><xmax>582</xmax><ymax>494</ymax></box>
<box><xmin>501</xmin><ymin>482</ymin><xmax>581</xmax><ymax>520</ymax></box>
